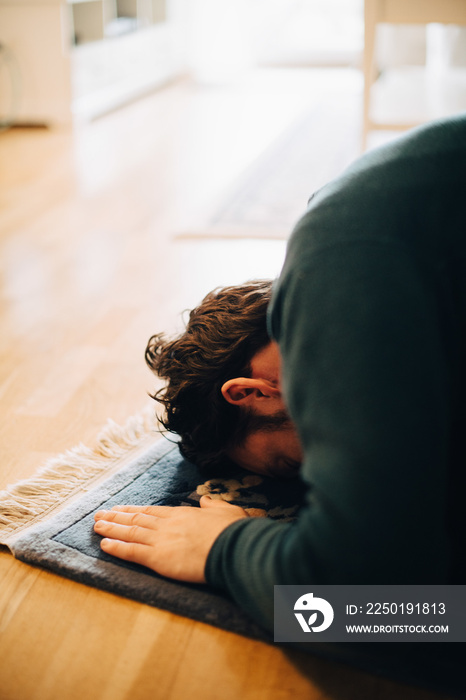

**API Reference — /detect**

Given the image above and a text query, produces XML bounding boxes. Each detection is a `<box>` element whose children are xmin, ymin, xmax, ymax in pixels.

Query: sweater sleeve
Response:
<box><xmin>205</xmin><ymin>119</ymin><xmax>462</xmax><ymax>633</ymax></box>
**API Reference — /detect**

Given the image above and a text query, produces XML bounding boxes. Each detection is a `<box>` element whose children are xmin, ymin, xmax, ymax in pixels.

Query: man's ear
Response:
<box><xmin>221</xmin><ymin>378</ymin><xmax>281</xmax><ymax>406</ymax></box>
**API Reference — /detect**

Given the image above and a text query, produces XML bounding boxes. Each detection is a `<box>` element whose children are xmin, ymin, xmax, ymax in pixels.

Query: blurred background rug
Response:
<box><xmin>176</xmin><ymin>97</ymin><xmax>361</xmax><ymax>240</ymax></box>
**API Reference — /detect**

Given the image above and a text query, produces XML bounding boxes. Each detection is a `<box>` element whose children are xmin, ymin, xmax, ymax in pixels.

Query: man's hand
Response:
<box><xmin>93</xmin><ymin>497</ymin><xmax>248</xmax><ymax>583</ymax></box>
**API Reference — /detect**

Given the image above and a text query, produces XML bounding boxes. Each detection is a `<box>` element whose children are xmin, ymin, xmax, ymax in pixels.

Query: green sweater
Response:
<box><xmin>206</xmin><ymin>114</ymin><xmax>466</xmax><ymax>634</ymax></box>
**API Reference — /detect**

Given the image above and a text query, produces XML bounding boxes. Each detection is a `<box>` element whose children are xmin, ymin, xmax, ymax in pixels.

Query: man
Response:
<box><xmin>144</xmin><ymin>279</ymin><xmax>302</xmax><ymax>478</ymax></box>
<box><xmin>95</xmin><ymin>114</ymin><xmax>466</xmax><ymax>693</ymax></box>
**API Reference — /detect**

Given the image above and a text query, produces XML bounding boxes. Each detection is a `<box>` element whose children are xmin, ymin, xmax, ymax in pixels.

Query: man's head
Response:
<box><xmin>145</xmin><ymin>280</ymin><xmax>302</xmax><ymax>476</ymax></box>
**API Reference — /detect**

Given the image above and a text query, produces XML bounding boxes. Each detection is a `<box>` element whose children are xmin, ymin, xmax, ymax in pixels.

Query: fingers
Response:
<box><xmin>93</xmin><ymin>508</ymin><xmax>164</xmax><ymax>569</ymax></box>
<box><xmin>94</xmin><ymin>519</ymin><xmax>156</xmax><ymax>544</ymax></box>
<box><xmin>100</xmin><ymin>537</ymin><xmax>152</xmax><ymax>565</ymax></box>
<box><xmin>94</xmin><ymin>508</ymin><xmax>163</xmax><ymax>546</ymax></box>
<box><xmin>99</xmin><ymin>505</ymin><xmax>161</xmax><ymax>516</ymax></box>
<box><xmin>94</xmin><ymin>510</ymin><xmax>157</xmax><ymax>528</ymax></box>
<box><xmin>94</xmin><ymin>505</ymin><xmax>174</xmax><ymax>521</ymax></box>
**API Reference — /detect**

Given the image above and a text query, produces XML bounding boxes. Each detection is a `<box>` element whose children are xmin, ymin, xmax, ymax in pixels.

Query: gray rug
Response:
<box><xmin>6</xmin><ymin>437</ymin><xmax>306</xmax><ymax>641</ymax></box>
<box><xmin>176</xmin><ymin>97</ymin><xmax>361</xmax><ymax>239</ymax></box>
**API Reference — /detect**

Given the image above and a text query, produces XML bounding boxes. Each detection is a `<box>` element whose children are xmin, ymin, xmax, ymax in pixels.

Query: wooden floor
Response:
<box><xmin>0</xmin><ymin>70</ymin><xmax>457</xmax><ymax>700</ymax></box>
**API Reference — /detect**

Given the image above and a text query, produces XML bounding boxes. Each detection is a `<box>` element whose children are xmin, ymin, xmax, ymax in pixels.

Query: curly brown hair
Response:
<box><xmin>145</xmin><ymin>280</ymin><xmax>275</xmax><ymax>471</ymax></box>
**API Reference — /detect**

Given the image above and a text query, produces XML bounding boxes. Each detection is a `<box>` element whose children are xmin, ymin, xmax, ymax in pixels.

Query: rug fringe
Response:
<box><xmin>0</xmin><ymin>406</ymin><xmax>159</xmax><ymax>537</ymax></box>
